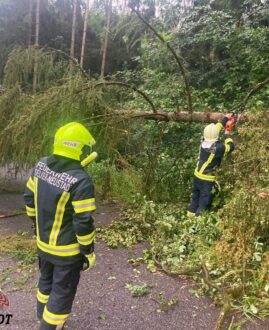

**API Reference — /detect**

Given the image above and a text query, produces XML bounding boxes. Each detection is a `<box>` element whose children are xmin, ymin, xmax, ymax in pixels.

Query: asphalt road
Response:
<box><xmin>0</xmin><ymin>193</ymin><xmax>268</xmax><ymax>330</ymax></box>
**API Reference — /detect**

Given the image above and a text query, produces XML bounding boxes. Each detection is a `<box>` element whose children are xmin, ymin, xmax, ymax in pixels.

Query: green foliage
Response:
<box><xmin>3</xmin><ymin>47</ymin><xmax>69</xmax><ymax>92</ymax></box>
<box><xmin>97</xmin><ymin>195</ymin><xmax>155</xmax><ymax>248</ymax></box>
<box><xmin>98</xmin><ymin>113</ymin><xmax>269</xmax><ymax>318</ymax></box>
<box><xmin>0</xmin><ymin>0</ymin><xmax>142</xmax><ymax>80</ymax></box>
<box><xmin>124</xmin><ymin>0</ymin><xmax>269</xmax><ymax>109</ymax></box>
<box><xmin>0</xmin><ymin>232</ymin><xmax>37</xmax><ymax>265</ymax></box>
<box><xmin>97</xmin><ymin>218</ymin><xmax>145</xmax><ymax>248</ymax></box>
<box><xmin>125</xmin><ymin>283</ymin><xmax>151</xmax><ymax>297</ymax></box>
<box><xmin>0</xmin><ymin>0</ymin><xmax>30</xmax><ymax>77</ymax></box>
<box><xmin>89</xmin><ymin>160</ymin><xmax>143</xmax><ymax>205</ymax></box>
<box><xmin>88</xmin><ymin>119</ymin><xmax>201</xmax><ymax>204</ymax></box>
<box><xmin>0</xmin><ymin>72</ymin><xmax>108</xmax><ymax>166</ymax></box>
<box><xmin>151</xmin><ymin>292</ymin><xmax>179</xmax><ymax>312</ymax></box>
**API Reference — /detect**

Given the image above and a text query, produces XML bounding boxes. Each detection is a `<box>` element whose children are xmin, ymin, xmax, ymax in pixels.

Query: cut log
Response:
<box><xmin>112</xmin><ymin>110</ymin><xmax>269</xmax><ymax>123</ymax></box>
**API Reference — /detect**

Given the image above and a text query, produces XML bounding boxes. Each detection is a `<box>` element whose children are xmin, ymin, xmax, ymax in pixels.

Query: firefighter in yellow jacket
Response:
<box><xmin>24</xmin><ymin>122</ymin><xmax>97</xmax><ymax>330</ymax></box>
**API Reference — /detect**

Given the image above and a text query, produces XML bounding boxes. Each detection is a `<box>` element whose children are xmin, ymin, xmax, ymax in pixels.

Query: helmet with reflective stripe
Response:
<box><xmin>203</xmin><ymin>123</ymin><xmax>221</xmax><ymax>142</ymax></box>
<box><xmin>53</xmin><ymin>122</ymin><xmax>95</xmax><ymax>161</ymax></box>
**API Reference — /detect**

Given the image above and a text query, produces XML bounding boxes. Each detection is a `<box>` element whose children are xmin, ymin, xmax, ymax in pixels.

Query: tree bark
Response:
<box><xmin>110</xmin><ymin>110</ymin><xmax>269</xmax><ymax>123</ymax></box>
<box><xmin>70</xmin><ymin>0</ymin><xmax>77</xmax><ymax>65</ymax></box>
<box><xmin>33</xmin><ymin>0</ymin><xmax>40</xmax><ymax>93</ymax></box>
<box><xmin>80</xmin><ymin>0</ymin><xmax>90</xmax><ymax>69</ymax></box>
<box><xmin>100</xmin><ymin>0</ymin><xmax>112</xmax><ymax>79</ymax></box>
<box><xmin>28</xmin><ymin>0</ymin><xmax>33</xmax><ymax>46</ymax></box>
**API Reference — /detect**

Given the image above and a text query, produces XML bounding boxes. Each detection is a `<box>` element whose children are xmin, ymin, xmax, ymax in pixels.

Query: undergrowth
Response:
<box><xmin>97</xmin><ymin>113</ymin><xmax>269</xmax><ymax>322</ymax></box>
<box><xmin>0</xmin><ymin>232</ymin><xmax>37</xmax><ymax>291</ymax></box>
<box><xmin>0</xmin><ymin>232</ymin><xmax>37</xmax><ymax>265</ymax></box>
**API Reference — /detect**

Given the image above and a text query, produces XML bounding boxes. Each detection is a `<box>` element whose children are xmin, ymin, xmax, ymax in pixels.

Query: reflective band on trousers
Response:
<box><xmin>194</xmin><ymin>170</ymin><xmax>216</xmax><ymax>182</ymax></box>
<box><xmin>43</xmin><ymin>306</ymin><xmax>69</xmax><ymax>326</ymax></box>
<box><xmin>37</xmin><ymin>289</ymin><xmax>49</xmax><ymax>304</ymax></box>
<box><xmin>26</xmin><ymin>205</ymin><xmax>36</xmax><ymax>217</ymax></box>
<box><xmin>72</xmin><ymin>198</ymin><xmax>96</xmax><ymax>213</ymax></box>
<box><xmin>37</xmin><ymin>237</ymin><xmax>80</xmax><ymax>257</ymax></box>
<box><xmin>76</xmin><ymin>230</ymin><xmax>95</xmax><ymax>246</ymax></box>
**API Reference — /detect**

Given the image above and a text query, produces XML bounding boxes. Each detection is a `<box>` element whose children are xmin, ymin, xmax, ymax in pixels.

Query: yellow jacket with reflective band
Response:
<box><xmin>24</xmin><ymin>155</ymin><xmax>96</xmax><ymax>266</ymax></box>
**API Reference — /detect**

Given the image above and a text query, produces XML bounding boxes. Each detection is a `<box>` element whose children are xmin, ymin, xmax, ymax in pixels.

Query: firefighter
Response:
<box><xmin>24</xmin><ymin>122</ymin><xmax>97</xmax><ymax>330</ymax></box>
<box><xmin>187</xmin><ymin>114</ymin><xmax>235</xmax><ymax>217</ymax></box>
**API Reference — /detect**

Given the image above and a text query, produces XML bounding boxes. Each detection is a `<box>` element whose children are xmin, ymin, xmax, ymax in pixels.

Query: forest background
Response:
<box><xmin>0</xmin><ymin>0</ymin><xmax>269</xmax><ymax>328</ymax></box>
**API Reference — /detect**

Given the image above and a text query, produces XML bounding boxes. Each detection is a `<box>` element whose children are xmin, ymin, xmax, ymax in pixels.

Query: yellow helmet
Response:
<box><xmin>203</xmin><ymin>123</ymin><xmax>221</xmax><ymax>142</ymax></box>
<box><xmin>53</xmin><ymin>122</ymin><xmax>95</xmax><ymax>161</ymax></box>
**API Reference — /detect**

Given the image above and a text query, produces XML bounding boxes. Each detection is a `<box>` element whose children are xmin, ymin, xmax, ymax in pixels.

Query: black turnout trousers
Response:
<box><xmin>38</xmin><ymin>258</ymin><xmax>82</xmax><ymax>330</ymax></box>
<box><xmin>188</xmin><ymin>177</ymin><xmax>214</xmax><ymax>216</ymax></box>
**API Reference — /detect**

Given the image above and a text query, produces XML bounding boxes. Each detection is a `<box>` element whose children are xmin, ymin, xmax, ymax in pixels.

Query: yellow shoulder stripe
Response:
<box><xmin>225</xmin><ymin>137</ymin><xmax>233</xmax><ymax>144</ymax></box>
<box><xmin>216</xmin><ymin>122</ymin><xmax>223</xmax><ymax>130</ymax></box>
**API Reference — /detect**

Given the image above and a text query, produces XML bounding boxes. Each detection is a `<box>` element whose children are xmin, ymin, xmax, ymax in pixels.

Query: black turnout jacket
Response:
<box><xmin>24</xmin><ymin>155</ymin><xmax>96</xmax><ymax>266</ymax></box>
<box><xmin>194</xmin><ymin>119</ymin><xmax>235</xmax><ymax>182</ymax></box>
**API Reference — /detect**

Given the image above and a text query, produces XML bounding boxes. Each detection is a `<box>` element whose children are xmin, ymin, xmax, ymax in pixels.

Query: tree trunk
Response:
<box><xmin>110</xmin><ymin>110</ymin><xmax>268</xmax><ymax>123</ymax></box>
<box><xmin>100</xmin><ymin>0</ymin><xmax>112</xmax><ymax>79</ymax></box>
<box><xmin>70</xmin><ymin>0</ymin><xmax>77</xmax><ymax>65</ymax></box>
<box><xmin>33</xmin><ymin>0</ymin><xmax>40</xmax><ymax>93</ymax></box>
<box><xmin>28</xmin><ymin>0</ymin><xmax>33</xmax><ymax>46</ymax></box>
<box><xmin>80</xmin><ymin>0</ymin><xmax>90</xmax><ymax>69</ymax></box>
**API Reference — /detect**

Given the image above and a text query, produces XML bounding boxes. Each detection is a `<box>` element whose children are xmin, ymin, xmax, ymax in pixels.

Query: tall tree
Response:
<box><xmin>28</xmin><ymin>0</ymin><xmax>33</xmax><ymax>46</ymax></box>
<box><xmin>100</xmin><ymin>0</ymin><xmax>112</xmax><ymax>78</ymax></box>
<box><xmin>70</xmin><ymin>0</ymin><xmax>78</xmax><ymax>63</ymax></box>
<box><xmin>80</xmin><ymin>0</ymin><xmax>90</xmax><ymax>69</ymax></box>
<box><xmin>33</xmin><ymin>0</ymin><xmax>40</xmax><ymax>93</ymax></box>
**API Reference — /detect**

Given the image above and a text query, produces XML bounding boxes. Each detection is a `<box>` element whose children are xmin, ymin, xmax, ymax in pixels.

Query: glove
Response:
<box><xmin>221</xmin><ymin>113</ymin><xmax>233</xmax><ymax>127</ymax></box>
<box><xmin>83</xmin><ymin>252</ymin><xmax>96</xmax><ymax>271</ymax></box>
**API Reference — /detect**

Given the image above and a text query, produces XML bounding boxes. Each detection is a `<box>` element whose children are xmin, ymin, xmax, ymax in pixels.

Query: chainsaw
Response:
<box><xmin>225</xmin><ymin>113</ymin><xmax>238</xmax><ymax>133</ymax></box>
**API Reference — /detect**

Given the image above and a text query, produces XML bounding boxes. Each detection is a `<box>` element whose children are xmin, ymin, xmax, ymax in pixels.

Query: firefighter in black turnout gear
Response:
<box><xmin>24</xmin><ymin>122</ymin><xmax>97</xmax><ymax>330</ymax></box>
<box><xmin>187</xmin><ymin>114</ymin><xmax>235</xmax><ymax>217</ymax></box>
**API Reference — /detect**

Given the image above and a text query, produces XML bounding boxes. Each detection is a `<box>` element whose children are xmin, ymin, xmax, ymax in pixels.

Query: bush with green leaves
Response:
<box><xmin>125</xmin><ymin>283</ymin><xmax>151</xmax><ymax>297</ymax></box>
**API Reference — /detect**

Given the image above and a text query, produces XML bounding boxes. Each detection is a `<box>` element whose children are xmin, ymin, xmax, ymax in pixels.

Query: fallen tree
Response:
<box><xmin>111</xmin><ymin>109</ymin><xmax>269</xmax><ymax>123</ymax></box>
